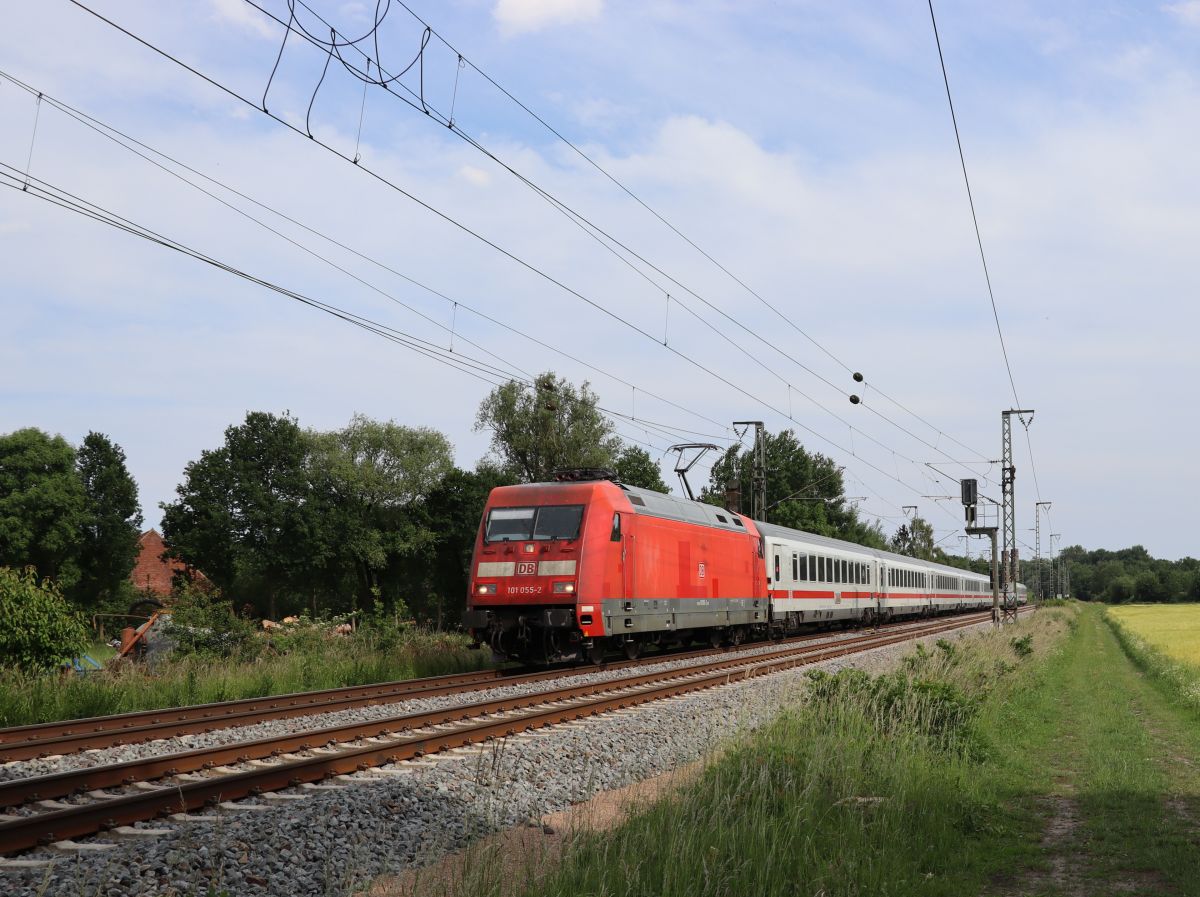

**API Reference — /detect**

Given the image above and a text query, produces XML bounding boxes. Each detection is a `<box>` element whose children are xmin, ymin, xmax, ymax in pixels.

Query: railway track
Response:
<box><xmin>0</xmin><ymin>611</ymin><xmax>997</xmax><ymax>855</ymax></box>
<box><xmin>0</xmin><ymin>612</ymin><xmax>986</xmax><ymax>762</ymax></box>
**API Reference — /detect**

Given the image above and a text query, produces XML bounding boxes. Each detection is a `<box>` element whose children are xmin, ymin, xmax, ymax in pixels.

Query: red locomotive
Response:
<box><xmin>462</xmin><ymin>471</ymin><xmax>1001</xmax><ymax>664</ymax></box>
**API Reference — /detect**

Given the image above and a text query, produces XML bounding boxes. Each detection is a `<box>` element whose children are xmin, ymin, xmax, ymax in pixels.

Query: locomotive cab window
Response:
<box><xmin>486</xmin><ymin>505</ymin><xmax>584</xmax><ymax>543</ymax></box>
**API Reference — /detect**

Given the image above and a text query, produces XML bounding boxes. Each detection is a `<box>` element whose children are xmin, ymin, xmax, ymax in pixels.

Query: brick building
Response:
<box><xmin>129</xmin><ymin>529</ymin><xmax>206</xmax><ymax>598</ymax></box>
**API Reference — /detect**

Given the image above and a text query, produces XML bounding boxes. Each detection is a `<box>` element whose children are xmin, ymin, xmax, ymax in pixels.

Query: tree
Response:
<box><xmin>406</xmin><ymin>463</ymin><xmax>517</xmax><ymax>627</ymax></box>
<box><xmin>614</xmin><ymin>445</ymin><xmax>669</xmax><ymax>493</ymax></box>
<box><xmin>162</xmin><ymin>412</ymin><xmax>317</xmax><ymax>618</ymax></box>
<box><xmin>0</xmin><ymin>429</ymin><xmax>87</xmax><ymax>589</ymax></box>
<box><xmin>308</xmin><ymin>415</ymin><xmax>454</xmax><ymax>613</ymax></box>
<box><xmin>0</xmin><ymin>567</ymin><xmax>90</xmax><ymax>671</ymax></box>
<box><xmin>73</xmin><ymin>432</ymin><xmax>143</xmax><ymax>609</ymax></box>
<box><xmin>475</xmin><ymin>373</ymin><xmax>621</xmax><ymax>482</ymax></box>
<box><xmin>891</xmin><ymin>516</ymin><xmax>935</xmax><ymax>560</ymax></box>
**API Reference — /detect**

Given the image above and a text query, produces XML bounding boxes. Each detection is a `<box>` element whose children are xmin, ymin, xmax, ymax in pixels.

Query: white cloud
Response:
<box><xmin>1165</xmin><ymin>1</ymin><xmax>1200</xmax><ymax>25</ymax></box>
<box><xmin>493</xmin><ymin>0</ymin><xmax>603</xmax><ymax>36</ymax></box>
<box><xmin>458</xmin><ymin>165</ymin><xmax>492</xmax><ymax>186</ymax></box>
<box><xmin>209</xmin><ymin>0</ymin><xmax>276</xmax><ymax>39</ymax></box>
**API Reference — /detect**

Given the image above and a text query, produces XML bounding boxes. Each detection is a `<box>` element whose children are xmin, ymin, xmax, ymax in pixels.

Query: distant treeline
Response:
<box><xmin>1053</xmin><ymin>545</ymin><xmax>1199</xmax><ymax>604</ymax></box>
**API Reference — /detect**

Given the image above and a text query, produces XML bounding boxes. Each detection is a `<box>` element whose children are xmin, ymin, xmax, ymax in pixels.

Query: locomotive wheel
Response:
<box><xmin>623</xmin><ymin>640</ymin><xmax>641</xmax><ymax>660</ymax></box>
<box><xmin>730</xmin><ymin>627</ymin><xmax>745</xmax><ymax>647</ymax></box>
<box><xmin>587</xmin><ymin>643</ymin><xmax>605</xmax><ymax>665</ymax></box>
<box><xmin>709</xmin><ymin>629</ymin><xmax>723</xmax><ymax>648</ymax></box>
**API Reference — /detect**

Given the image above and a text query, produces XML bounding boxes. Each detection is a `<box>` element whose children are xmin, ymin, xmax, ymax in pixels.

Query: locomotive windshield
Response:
<box><xmin>485</xmin><ymin>505</ymin><xmax>584</xmax><ymax>542</ymax></box>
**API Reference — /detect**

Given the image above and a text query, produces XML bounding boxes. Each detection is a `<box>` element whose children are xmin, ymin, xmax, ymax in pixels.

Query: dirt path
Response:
<box><xmin>988</xmin><ymin>609</ymin><xmax>1200</xmax><ymax>897</ymax></box>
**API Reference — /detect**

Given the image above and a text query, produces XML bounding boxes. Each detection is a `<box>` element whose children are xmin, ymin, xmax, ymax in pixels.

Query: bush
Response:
<box><xmin>805</xmin><ymin>666</ymin><xmax>982</xmax><ymax>755</ymax></box>
<box><xmin>0</xmin><ymin>567</ymin><xmax>90</xmax><ymax>671</ymax></box>
<box><xmin>163</xmin><ymin>584</ymin><xmax>258</xmax><ymax>658</ymax></box>
<box><xmin>1010</xmin><ymin>634</ymin><xmax>1034</xmax><ymax>658</ymax></box>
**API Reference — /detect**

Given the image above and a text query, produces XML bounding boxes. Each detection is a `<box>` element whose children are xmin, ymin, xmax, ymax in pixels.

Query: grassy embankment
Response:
<box><xmin>0</xmin><ymin>629</ymin><xmax>490</xmax><ymax>729</ymax></box>
<box><xmin>412</xmin><ymin>604</ymin><xmax>1200</xmax><ymax>897</ymax></box>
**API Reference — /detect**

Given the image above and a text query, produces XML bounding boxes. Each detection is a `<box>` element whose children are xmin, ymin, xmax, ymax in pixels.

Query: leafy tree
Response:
<box><xmin>162</xmin><ymin>412</ymin><xmax>318</xmax><ymax>619</ymax></box>
<box><xmin>0</xmin><ymin>429</ymin><xmax>87</xmax><ymax>589</ymax></box>
<box><xmin>405</xmin><ymin>463</ymin><xmax>517</xmax><ymax>628</ymax></box>
<box><xmin>0</xmin><ymin>567</ymin><xmax>90</xmax><ymax>671</ymax></box>
<box><xmin>891</xmin><ymin>516</ymin><xmax>935</xmax><ymax>560</ymax></box>
<box><xmin>73</xmin><ymin>432</ymin><xmax>143</xmax><ymax>609</ymax></box>
<box><xmin>308</xmin><ymin>415</ymin><xmax>454</xmax><ymax>613</ymax></box>
<box><xmin>475</xmin><ymin>373</ymin><xmax>621</xmax><ymax>482</ymax></box>
<box><xmin>614</xmin><ymin>445</ymin><xmax>669</xmax><ymax>493</ymax></box>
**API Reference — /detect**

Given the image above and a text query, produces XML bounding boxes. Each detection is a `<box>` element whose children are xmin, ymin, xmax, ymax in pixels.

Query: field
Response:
<box><xmin>1107</xmin><ymin>603</ymin><xmax>1200</xmax><ymax>665</ymax></box>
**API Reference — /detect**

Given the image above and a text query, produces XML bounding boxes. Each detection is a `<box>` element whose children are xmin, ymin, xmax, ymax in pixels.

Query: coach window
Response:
<box><xmin>792</xmin><ymin>553</ymin><xmax>799</xmax><ymax>581</ymax></box>
<box><xmin>834</xmin><ymin>561</ymin><xmax>841</xmax><ymax>584</ymax></box>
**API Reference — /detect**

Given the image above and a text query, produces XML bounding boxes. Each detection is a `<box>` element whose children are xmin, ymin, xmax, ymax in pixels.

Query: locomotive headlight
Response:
<box><xmin>553</xmin><ymin>581</ymin><xmax>576</xmax><ymax>594</ymax></box>
<box><xmin>476</xmin><ymin>583</ymin><xmax>497</xmax><ymax>595</ymax></box>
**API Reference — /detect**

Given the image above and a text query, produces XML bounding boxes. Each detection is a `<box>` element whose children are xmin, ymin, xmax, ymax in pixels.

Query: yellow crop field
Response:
<box><xmin>1108</xmin><ymin>604</ymin><xmax>1200</xmax><ymax>666</ymax></box>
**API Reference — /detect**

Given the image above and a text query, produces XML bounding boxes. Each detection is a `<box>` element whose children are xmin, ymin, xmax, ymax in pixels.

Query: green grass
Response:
<box><xmin>0</xmin><ymin>629</ymin><xmax>491</xmax><ymax>728</ymax></box>
<box><xmin>416</xmin><ymin>605</ymin><xmax>1200</xmax><ymax>897</ymax></box>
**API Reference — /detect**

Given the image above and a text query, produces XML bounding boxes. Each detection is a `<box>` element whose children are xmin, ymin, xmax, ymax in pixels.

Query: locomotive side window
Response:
<box><xmin>610</xmin><ymin>513</ymin><xmax>621</xmax><ymax>542</ymax></box>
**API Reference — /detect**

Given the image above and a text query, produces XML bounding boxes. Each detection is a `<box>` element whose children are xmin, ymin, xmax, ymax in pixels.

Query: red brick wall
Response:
<box><xmin>129</xmin><ymin>530</ymin><xmax>202</xmax><ymax>597</ymax></box>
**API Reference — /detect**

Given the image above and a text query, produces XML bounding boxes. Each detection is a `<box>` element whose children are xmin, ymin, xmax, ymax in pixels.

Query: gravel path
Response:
<box><xmin>1</xmin><ymin>618</ymin><xmax>990</xmax><ymax>897</ymax></box>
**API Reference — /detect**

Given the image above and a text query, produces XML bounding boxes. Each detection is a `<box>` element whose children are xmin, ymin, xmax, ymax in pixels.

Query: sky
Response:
<box><xmin>1</xmin><ymin>0</ymin><xmax>1197</xmax><ymax>560</ymax></box>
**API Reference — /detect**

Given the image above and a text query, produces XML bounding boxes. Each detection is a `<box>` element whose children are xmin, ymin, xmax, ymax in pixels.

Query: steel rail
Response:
<box><xmin>0</xmin><ymin>613</ymin><xmax>995</xmax><ymax>854</ymax></box>
<box><xmin>0</xmin><ymin>613</ymin><xmax>978</xmax><ymax>760</ymax></box>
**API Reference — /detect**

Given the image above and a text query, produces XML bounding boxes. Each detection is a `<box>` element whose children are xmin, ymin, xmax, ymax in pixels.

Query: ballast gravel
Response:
<box><xmin>0</xmin><ymin>621</ymin><xmax>945</xmax><ymax>784</ymax></box>
<box><xmin>2</xmin><ymin>619</ymin><xmax>990</xmax><ymax>897</ymax></box>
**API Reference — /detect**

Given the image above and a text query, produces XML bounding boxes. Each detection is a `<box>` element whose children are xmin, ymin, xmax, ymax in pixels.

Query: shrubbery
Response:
<box><xmin>0</xmin><ymin>567</ymin><xmax>90</xmax><ymax>671</ymax></box>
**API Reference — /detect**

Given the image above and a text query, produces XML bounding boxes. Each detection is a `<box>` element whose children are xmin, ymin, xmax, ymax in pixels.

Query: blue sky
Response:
<box><xmin>2</xmin><ymin>0</ymin><xmax>1199</xmax><ymax>560</ymax></box>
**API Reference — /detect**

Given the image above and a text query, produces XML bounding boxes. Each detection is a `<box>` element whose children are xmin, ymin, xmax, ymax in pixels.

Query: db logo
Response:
<box><xmin>516</xmin><ymin>562</ymin><xmax>537</xmax><ymax>576</ymax></box>
<box><xmin>698</xmin><ymin>562</ymin><xmax>706</xmax><ymax>579</ymax></box>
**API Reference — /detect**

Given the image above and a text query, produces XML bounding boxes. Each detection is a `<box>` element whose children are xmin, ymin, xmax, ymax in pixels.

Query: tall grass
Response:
<box><xmin>401</xmin><ymin>609</ymin><xmax>1074</xmax><ymax>897</ymax></box>
<box><xmin>0</xmin><ymin>629</ymin><xmax>491</xmax><ymax>728</ymax></box>
<box><xmin>1105</xmin><ymin>609</ymin><xmax>1200</xmax><ymax>714</ymax></box>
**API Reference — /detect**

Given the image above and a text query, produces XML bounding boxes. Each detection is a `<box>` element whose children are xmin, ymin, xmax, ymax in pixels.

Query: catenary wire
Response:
<box><xmin>267</xmin><ymin>0</ymin><xmax>997</xmax><ymax>469</ymax></box>
<box><xmin>243</xmin><ymin>0</ymin><xmax>994</xmax><ymax>482</ymax></box>
<box><xmin>63</xmin><ymin>0</ymin><xmax>946</xmax><ymax>509</ymax></box>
